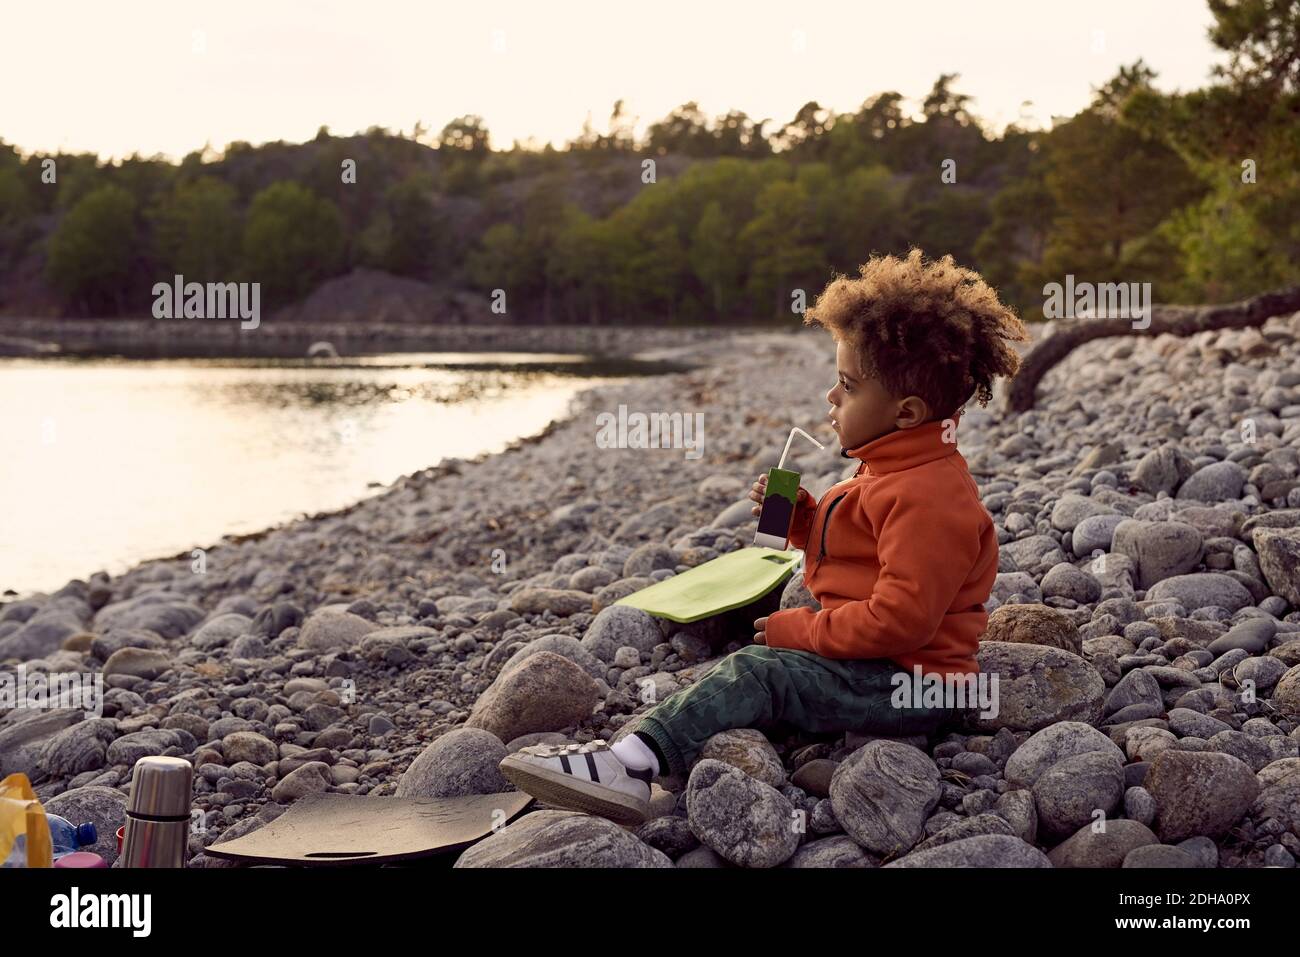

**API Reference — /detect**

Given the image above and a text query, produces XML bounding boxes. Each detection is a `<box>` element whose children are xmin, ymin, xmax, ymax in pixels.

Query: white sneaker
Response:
<box><xmin>499</xmin><ymin>739</ymin><xmax>652</xmax><ymax>825</ymax></box>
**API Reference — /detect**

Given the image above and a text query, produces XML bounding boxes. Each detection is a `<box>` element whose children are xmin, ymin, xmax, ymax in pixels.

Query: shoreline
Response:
<box><xmin>0</xmin><ymin>319</ymin><xmax>783</xmax><ymax>360</ymax></box>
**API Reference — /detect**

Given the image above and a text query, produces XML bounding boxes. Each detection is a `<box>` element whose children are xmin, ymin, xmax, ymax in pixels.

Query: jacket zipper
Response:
<box><xmin>816</xmin><ymin>492</ymin><xmax>848</xmax><ymax>565</ymax></box>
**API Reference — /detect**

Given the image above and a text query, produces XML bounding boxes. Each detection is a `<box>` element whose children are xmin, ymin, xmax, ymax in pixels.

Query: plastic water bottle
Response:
<box><xmin>2</xmin><ymin>813</ymin><xmax>96</xmax><ymax>867</ymax></box>
<box><xmin>48</xmin><ymin>814</ymin><xmax>97</xmax><ymax>859</ymax></box>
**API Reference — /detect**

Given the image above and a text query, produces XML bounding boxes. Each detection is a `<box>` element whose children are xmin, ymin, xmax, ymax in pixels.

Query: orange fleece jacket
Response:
<box><xmin>763</xmin><ymin>414</ymin><xmax>997</xmax><ymax>677</ymax></box>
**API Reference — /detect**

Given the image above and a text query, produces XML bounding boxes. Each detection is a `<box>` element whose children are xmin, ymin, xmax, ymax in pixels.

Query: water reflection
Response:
<box><xmin>1</xmin><ymin>352</ymin><xmax>680</xmax><ymax>597</ymax></box>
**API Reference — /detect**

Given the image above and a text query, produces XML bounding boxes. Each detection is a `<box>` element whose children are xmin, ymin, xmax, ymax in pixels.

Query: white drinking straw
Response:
<box><xmin>777</xmin><ymin>427</ymin><xmax>825</xmax><ymax>471</ymax></box>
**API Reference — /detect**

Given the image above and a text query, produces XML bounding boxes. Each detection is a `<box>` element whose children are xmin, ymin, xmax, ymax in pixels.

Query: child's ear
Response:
<box><xmin>896</xmin><ymin>395</ymin><xmax>930</xmax><ymax>427</ymax></box>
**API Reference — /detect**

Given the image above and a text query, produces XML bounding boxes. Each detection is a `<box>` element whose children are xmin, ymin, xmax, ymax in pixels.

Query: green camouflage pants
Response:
<box><xmin>633</xmin><ymin>645</ymin><xmax>954</xmax><ymax>778</ymax></box>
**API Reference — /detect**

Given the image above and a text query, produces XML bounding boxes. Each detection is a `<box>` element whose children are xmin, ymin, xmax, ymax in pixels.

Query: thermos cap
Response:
<box><xmin>126</xmin><ymin>756</ymin><xmax>194</xmax><ymax>818</ymax></box>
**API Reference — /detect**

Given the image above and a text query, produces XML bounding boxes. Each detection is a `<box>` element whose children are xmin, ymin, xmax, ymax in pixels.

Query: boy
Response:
<box><xmin>500</xmin><ymin>249</ymin><xmax>1029</xmax><ymax>824</ymax></box>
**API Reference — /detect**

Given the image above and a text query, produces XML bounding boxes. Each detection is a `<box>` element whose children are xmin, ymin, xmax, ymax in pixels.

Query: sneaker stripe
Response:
<box><xmin>560</xmin><ymin>753</ymin><xmax>572</xmax><ymax>774</ymax></box>
<box><xmin>584</xmin><ymin>752</ymin><xmax>599</xmax><ymax>781</ymax></box>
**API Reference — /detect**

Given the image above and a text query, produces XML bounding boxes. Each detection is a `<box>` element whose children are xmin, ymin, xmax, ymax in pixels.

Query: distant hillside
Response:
<box><xmin>1</xmin><ymin>22</ymin><xmax>1296</xmax><ymax>327</ymax></box>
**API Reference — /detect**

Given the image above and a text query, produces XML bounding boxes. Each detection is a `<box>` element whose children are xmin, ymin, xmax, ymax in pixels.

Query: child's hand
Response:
<box><xmin>748</xmin><ymin>474</ymin><xmax>768</xmax><ymax>517</ymax></box>
<box><xmin>752</xmin><ymin>616</ymin><xmax>768</xmax><ymax>644</ymax></box>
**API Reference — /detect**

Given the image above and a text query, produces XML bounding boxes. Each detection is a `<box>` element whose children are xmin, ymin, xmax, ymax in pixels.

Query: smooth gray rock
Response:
<box><xmin>190</xmin><ymin>613</ymin><xmax>253</xmax><ymax>650</ymax></box>
<box><xmin>1005</xmin><ymin>722</ymin><xmax>1126</xmax><ymax>789</ymax></box>
<box><xmin>992</xmin><ymin>789</ymin><xmax>1038</xmax><ymax>844</ymax></box>
<box><xmin>102</xmin><ymin>646</ymin><xmax>173</xmax><ymax>680</ymax></box>
<box><xmin>94</xmin><ymin>592</ymin><xmax>204</xmax><ymax>639</ymax></box>
<box><xmin>698</xmin><ymin>728</ymin><xmax>786</xmax><ymax>788</ymax></box>
<box><xmin>396</xmin><ymin>727</ymin><xmax>513</xmax><ymax>798</ymax></box>
<box><xmin>1145</xmin><ymin>574</ymin><xmax>1254</xmax><ymax>614</ymax></box>
<box><xmin>829</xmin><ymin>740</ymin><xmax>940</xmax><ymax>857</ymax></box>
<box><xmin>1104</xmin><ymin>668</ymin><xmax>1164</xmax><ymax>719</ymax></box>
<box><xmin>1176</xmin><ymin>461</ymin><xmax>1246</xmax><ymax>503</ymax></box>
<box><xmin>43</xmin><ymin>785</ymin><xmax>129</xmax><ymax>867</ymax></box>
<box><xmin>1032</xmin><ymin>750</ymin><xmax>1125</xmax><ymax>840</ymax></box>
<box><xmin>296</xmin><ymin>610</ymin><xmax>377</xmax><ymax>652</ymax></box>
<box><xmin>1073</xmin><ymin>514</ymin><xmax>1127</xmax><ymax>557</ymax></box>
<box><xmin>1252</xmin><ymin>528</ymin><xmax>1300</xmax><ymax>605</ymax></box>
<box><xmin>581</xmin><ymin>605</ymin><xmax>663</xmax><ymax>662</ymax></box>
<box><xmin>970</xmin><ymin>643</ymin><xmax>1105</xmax><ymax>731</ymax></box>
<box><xmin>1047</xmin><ymin>819</ymin><xmax>1159</xmax><ymax>868</ymax></box>
<box><xmin>1144</xmin><ymin>749</ymin><xmax>1259</xmax><ymax>841</ymax></box>
<box><xmin>454</xmin><ymin>810</ymin><xmax>673</xmax><ymax>867</ymax></box>
<box><xmin>1122</xmin><ymin>844</ymin><xmax>1198</xmax><ymax>868</ymax></box>
<box><xmin>1041</xmin><ymin>563</ymin><xmax>1102</xmax><ymax>603</ymax></box>
<box><xmin>498</xmin><ymin>633</ymin><xmax>606</xmax><ymax>683</ymax></box>
<box><xmin>783</xmin><ymin>835</ymin><xmax>878</xmax><ymax>868</ymax></box>
<box><xmin>685</xmin><ymin>759</ymin><xmax>801</xmax><ymax>868</ymax></box>
<box><xmin>1123</xmin><ymin>786</ymin><xmax>1158</xmax><ymax>827</ymax></box>
<box><xmin>885</xmin><ymin>834</ymin><xmax>1052</xmax><ymax>868</ymax></box>
<box><xmin>1133</xmin><ymin>445</ymin><xmax>1194</xmax><ymax>496</ymax></box>
<box><xmin>105</xmin><ymin>729</ymin><xmax>186</xmax><ymax>766</ymax></box>
<box><xmin>40</xmin><ymin>719</ymin><xmax>118</xmax><ymax>777</ymax></box>
<box><xmin>1234</xmin><ymin>655</ymin><xmax>1287</xmax><ymax>694</ymax></box>
<box><xmin>1208</xmin><ymin>618</ymin><xmax>1276</xmax><ymax>656</ymax></box>
<box><xmin>464</xmin><ymin>651</ymin><xmax>600</xmax><ymax>742</ymax></box>
<box><xmin>270</xmin><ymin>761</ymin><xmax>332</xmax><ymax>803</ymax></box>
<box><xmin>1112</xmin><ymin>520</ymin><xmax>1203</xmax><ymax>589</ymax></box>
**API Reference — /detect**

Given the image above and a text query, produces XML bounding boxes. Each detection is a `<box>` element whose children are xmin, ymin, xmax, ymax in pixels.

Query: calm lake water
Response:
<box><xmin>1</xmin><ymin>352</ymin><xmax>672</xmax><ymax>597</ymax></box>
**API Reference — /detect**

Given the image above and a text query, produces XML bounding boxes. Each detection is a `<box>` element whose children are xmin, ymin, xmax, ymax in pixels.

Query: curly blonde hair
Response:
<box><xmin>804</xmin><ymin>248</ymin><xmax>1028</xmax><ymax>419</ymax></box>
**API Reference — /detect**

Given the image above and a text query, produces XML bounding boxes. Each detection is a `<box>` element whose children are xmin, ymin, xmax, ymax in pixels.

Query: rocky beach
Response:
<box><xmin>4</xmin><ymin>315</ymin><xmax>1300</xmax><ymax>869</ymax></box>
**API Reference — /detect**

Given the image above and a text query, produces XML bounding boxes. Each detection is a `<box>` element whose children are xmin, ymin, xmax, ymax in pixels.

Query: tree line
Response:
<box><xmin>0</xmin><ymin>0</ymin><xmax>1294</xmax><ymax>323</ymax></box>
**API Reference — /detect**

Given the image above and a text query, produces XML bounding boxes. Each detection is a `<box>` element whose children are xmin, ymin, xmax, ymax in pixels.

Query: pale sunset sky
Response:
<box><xmin>0</xmin><ymin>0</ymin><xmax>1224</xmax><ymax>161</ymax></box>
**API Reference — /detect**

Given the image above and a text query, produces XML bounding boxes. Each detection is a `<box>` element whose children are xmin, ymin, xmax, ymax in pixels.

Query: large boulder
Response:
<box><xmin>1144</xmin><ymin>574</ymin><xmax>1254</xmax><ymax>614</ymax></box>
<box><xmin>1032</xmin><ymin>750</ymin><xmax>1125</xmax><ymax>840</ymax></box>
<box><xmin>829</xmin><ymin>740</ymin><xmax>940</xmax><ymax>857</ymax></box>
<box><xmin>43</xmin><ymin>785</ymin><xmax>129</xmax><ymax>867</ymax></box>
<box><xmin>464</xmin><ymin>651</ymin><xmax>600</xmax><ymax>742</ymax></box>
<box><xmin>1144</xmin><ymin>750</ymin><xmax>1260</xmax><ymax>842</ymax></box>
<box><xmin>685</xmin><ymin>759</ymin><xmax>801</xmax><ymax>868</ymax></box>
<box><xmin>969</xmin><ymin>643</ymin><xmax>1105</xmax><ymax>732</ymax></box>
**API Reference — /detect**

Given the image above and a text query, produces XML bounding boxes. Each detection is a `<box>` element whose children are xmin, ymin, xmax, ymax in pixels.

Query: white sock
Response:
<box><xmin>611</xmin><ymin>735</ymin><xmax>661</xmax><ymax>776</ymax></box>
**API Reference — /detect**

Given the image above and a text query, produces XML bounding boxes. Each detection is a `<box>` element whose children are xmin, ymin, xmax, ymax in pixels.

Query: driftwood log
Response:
<box><xmin>1003</xmin><ymin>285</ymin><xmax>1300</xmax><ymax>414</ymax></box>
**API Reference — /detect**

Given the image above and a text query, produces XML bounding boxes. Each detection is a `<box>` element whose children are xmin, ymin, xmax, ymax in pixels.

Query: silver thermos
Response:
<box><xmin>120</xmin><ymin>756</ymin><xmax>194</xmax><ymax>868</ymax></box>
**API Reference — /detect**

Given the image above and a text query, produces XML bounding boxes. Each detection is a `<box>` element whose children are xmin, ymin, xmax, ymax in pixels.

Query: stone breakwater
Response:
<box><xmin>3</xmin><ymin>317</ymin><xmax>1300</xmax><ymax>869</ymax></box>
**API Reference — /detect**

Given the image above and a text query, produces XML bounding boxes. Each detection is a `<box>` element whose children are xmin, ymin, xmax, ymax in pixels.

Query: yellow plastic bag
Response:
<box><xmin>1</xmin><ymin>773</ymin><xmax>53</xmax><ymax>868</ymax></box>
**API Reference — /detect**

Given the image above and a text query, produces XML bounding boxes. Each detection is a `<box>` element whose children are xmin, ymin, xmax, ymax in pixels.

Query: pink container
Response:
<box><xmin>54</xmin><ymin>852</ymin><xmax>107</xmax><ymax>868</ymax></box>
<box><xmin>116</xmin><ymin>824</ymin><xmax>126</xmax><ymax>853</ymax></box>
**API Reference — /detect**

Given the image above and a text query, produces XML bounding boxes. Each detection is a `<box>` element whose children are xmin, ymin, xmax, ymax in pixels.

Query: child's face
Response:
<box><xmin>826</xmin><ymin>339</ymin><xmax>930</xmax><ymax>448</ymax></box>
